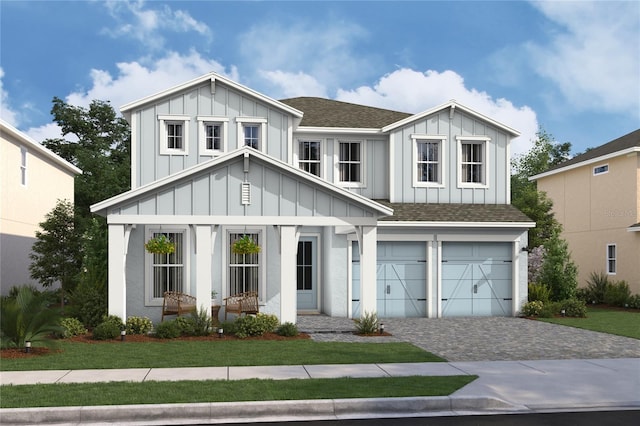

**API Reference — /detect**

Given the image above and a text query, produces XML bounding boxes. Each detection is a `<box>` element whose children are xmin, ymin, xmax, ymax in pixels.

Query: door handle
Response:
<box><xmin>386</xmin><ymin>285</ymin><xmax>391</xmax><ymax>294</ymax></box>
<box><xmin>473</xmin><ymin>284</ymin><xmax>478</xmax><ymax>294</ymax></box>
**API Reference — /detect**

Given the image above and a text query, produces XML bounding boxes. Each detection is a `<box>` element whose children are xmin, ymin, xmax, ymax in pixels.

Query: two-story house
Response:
<box><xmin>91</xmin><ymin>72</ymin><xmax>534</xmax><ymax>323</ymax></box>
<box><xmin>532</xmin><ymin>129</ymin><xmax>640</xmax><ymax>295</ymax></box>
<box><xmin>1</xmin><ymin>119</ymin><xmax>82</xmax><ymax>294</ymax></box>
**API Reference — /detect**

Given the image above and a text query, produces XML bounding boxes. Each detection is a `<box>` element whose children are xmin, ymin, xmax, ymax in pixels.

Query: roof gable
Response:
<box><xmin>381</xmin><ymin>100</ymin><xmax>520</xmax><ymax>136</ymax></box>
<box><xmin>91</xmin><ymin>146</ymin><xmax>393</xmax><ymax>219</ymax></box>
<box><xmin>120</xmin><ymin>72</ymin><xmax>303</xmax><ymax>119</ymax></box>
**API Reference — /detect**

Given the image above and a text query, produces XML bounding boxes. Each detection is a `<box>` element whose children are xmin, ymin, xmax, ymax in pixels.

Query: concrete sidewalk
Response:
<box><xmin>2</xmin><ymin>358</ymin><xmax>639</xmax><ymax>424</ymax></box>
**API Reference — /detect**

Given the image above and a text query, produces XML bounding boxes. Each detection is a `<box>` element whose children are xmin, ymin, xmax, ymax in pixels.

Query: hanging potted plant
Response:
<box><xmin>145</xmin><ymin>234</ymin><xmax>175</xmax><ymax>255</ymax></box>
<box><xmin>232</xmin><ymin>234</ymin><xmax>261</xmax><ymax>255</ymax></box>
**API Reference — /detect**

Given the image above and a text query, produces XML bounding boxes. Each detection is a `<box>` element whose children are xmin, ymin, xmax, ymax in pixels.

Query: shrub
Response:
<box><xmin>67</xmin><ymin>281</ymin><xmax>107</xmax><ymax>327</ymax></box>
<box><xmin>234</xmin><ymin>313</ymin><xmax>279</xmax><ymax>338</ymax></box>
<box><xmin>101</xmin><ymin>315</ymin><xmax>124</xmax><ymax>329</ymax></box>
<box><xmin>539</xmin><ymin>231</ymin><xmax>578</xmax><ymax>301</ymax></box>
<box><xmin>188</xmin><ymin>307</ymin><xmax>212</xmax><ymax>336</ymax></box>
<box><xmin>354</xmin><ymin>311</ymin><xmax>379</xmax><ymax>334</ymax></box>
<box><xmin>126</xmin><ymin>316</ymin><xmax>153</xmax><ymax>335</ymax></box>
<box><xmin>538</xmin><ymin>301</ymin><xmax>561</xmax><ymax>318</ymax></box>
<box><xmin>528</xmin><ymin>283</ymin><xmax>551</xmax><ymax>302</ymax></box>
<box><xmin>585</xmin><ymin>271</ymin><xmax>609</xmax><ymax>304</ymax></box>
<box><xmin>627</xmin><ymin>294</ymin><xmax>640</xmax><ymax>309</ymax></box>
<box><xmin>174</xmin><ymin>316</ymin><xmax>195</xmax><ymax>335</ymax></box>
<box><xmin>0</xmin><ymin>286</ymin><xmax>62</xmax><ymax>349</ymax></box>
<box><xmin>604</xmin><ymin>281</ymin><xmax>631</xmax><ymax>307</ymax></box>
<box><xmin>154</xmin><ymin>320</ymin><xmax>181</xmax><ymax>339</ymax></box>
<box><xmin>59</xmin><ymin>317</ymin><xmax>87</xmax><ymax>338</ymax></box>
<box><xmin>558</xmin><ymin>298</ymin><xmax>587</xmax><ymax>317</ymax></box>
<box><xmin>218</xmin><ymin>321</ymin><xmax>236</xmax><ymax>336</ymax></box>
<box><xmin>92</xmin><ymin>321</ymin><xmax>120</xmax><ymax>340</ymax></box>
<box><xmin>276</xmin><ymin>322</ymin><xmax>299</xmax><ymax>337</ymax></box>
<box><xmin>521</xmin><ymin>300</ymin><xmax>544</xmax><ymax>317</ymax></box>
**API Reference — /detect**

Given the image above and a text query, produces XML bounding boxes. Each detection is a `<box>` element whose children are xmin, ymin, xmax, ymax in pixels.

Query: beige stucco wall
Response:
<box><xmin>537</xmin><ymin>153</ymin><xmax>640</xmax><ymax>295</ymax></box>
<box><xmin>1</xmin><ymin>126</ymin><xmax>77</xmax><ymax>293</ymax></box>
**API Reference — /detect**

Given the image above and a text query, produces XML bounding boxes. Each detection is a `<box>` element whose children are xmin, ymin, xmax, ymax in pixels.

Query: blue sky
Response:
<box><xmin>1</xmin><ymin>1</ymin><xmax>638</xmax><ymax>158</ymax></box>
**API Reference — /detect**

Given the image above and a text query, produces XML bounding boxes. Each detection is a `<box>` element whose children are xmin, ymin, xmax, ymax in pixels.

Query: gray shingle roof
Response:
<box><xmin>544</xmin><ymin>128</ymin><xmax>640</xmax><ymax>173</ymax></box>
<box><xmin>374</xmin><ymin>201</ymin><xmax>533</xmax><ymax>223</ymax></box>
<box><xmin>279</xmin><ymin>97</ymin><xmax>411</xmax><ymax>128</ymax></box>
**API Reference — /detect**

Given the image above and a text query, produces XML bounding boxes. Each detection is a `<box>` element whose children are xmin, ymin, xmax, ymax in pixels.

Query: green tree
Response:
<box><xmin>29</xmin><ymin>199</ymin><xmax>83</xmax><ymax>309</ymax></box>
<box><xmin>511</xmin><ymin>128</ymin><xmax>571</xmax><ymax>249</ymax></box>
<box><xmin>42</xmin><ymin>97</ymin><xmax>131</xmax><ymax>227</ymax></box>
<box><xmin>538</xmin><ymin>229</ymin><xmax>578</xmax><ymax>301</ymax></box>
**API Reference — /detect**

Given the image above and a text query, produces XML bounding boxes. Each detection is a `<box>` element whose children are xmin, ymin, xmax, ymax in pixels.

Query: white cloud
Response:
<box><xmin>336</xmin><ymin>68</ymin><xmax>539</xmax><ymax>158</ymax></box>
<box><xmin>238</xmin><ymin>19</ymin><xmax>371</xmax><ymax>97</ymax></box>
<box><xmin>102</xmin><ymin>0</ymin><xmax>212</xmax><ymax>50</ymax></box>
<box><xmin>528</xmin><ymin>1</ymin><xmax>640</xmax><ymax>115</ymax></box>
<box><xmin>0</xmin><ymin>68</ymin><xmax>19</xmax><ymax>126</ymax></box>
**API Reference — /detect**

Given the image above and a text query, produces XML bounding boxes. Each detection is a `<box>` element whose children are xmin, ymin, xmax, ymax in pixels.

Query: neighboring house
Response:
<box><xmin>532</xmin><ymin>129</ymin><xmax>640</xmax><ymax>295</ymax></box>
<box><xmin>91</xmin><ymin>72</ymin><xmax>534</xmax><ymax>324</ymax></box>
<box><xmin>0</xmin><ymin>119</ymin><xmax>82</xmax><ymax>295</ymax></box>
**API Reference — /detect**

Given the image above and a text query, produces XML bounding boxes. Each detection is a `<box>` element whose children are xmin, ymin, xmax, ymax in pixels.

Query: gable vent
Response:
<box><xmin>241</xmin><ymin>182</ymin><xmax>251</xmax><ymax>205</ymax></box>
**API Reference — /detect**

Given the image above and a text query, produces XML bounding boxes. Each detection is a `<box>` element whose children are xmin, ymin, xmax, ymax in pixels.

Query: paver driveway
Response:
<box><xmin>298</xmin><ymin>316</ymin><xmax>640</xmax><ymax>361</ymax></box>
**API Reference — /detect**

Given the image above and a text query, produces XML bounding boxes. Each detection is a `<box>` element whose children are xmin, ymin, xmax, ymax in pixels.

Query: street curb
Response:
<box><xmin>0</xmin><ymin>396</ymin><xmax>522</xmax><ymax>425</ymax></box>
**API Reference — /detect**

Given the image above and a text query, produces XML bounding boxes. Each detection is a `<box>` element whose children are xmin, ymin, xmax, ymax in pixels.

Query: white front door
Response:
<box><xmin>297</xmin><ymin>237</ymin><xmax>318</xmax><ymax>310</ymax></box>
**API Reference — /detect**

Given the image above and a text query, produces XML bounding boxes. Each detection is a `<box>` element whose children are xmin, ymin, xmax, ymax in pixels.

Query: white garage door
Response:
<box><xmin>352</xmin><ymin>242</ymin><xmax>426</xmax><ymax>318</ymax></box>
<box><xmin>441</xmin><ymin>242</ymin><xmax>512</xmax><ymax>316</ymax></box>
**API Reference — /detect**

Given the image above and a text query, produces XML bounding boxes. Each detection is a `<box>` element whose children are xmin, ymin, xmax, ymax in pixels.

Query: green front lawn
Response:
<box><xmin>537</xmin><ymin>307</ymin><xmax>640</xmax><ymax>339</ymax></box>
<box><xmin>1</xmin><ymin>340</ymin><xmax>444</xmax><ymax>371</ymax></box>
<box><xmin>0</xmin><ymin>376</ymin><xmax>476</xmax><ymax>408</ymax></box>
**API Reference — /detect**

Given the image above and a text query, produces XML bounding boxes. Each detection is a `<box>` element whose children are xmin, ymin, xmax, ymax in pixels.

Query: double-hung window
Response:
<box><xmin>159</xmin><ymin>115</ymin><xmax>190</xmax><ymax>155</ymax></box>
<box><xmin>228</xmin><ymin>232</ymin><xmax>261</xmax><ymax>297</ymax></box>
<box><xmin>606</xmin><ymin>244</ymin><xmax>617</xmax><ymax>274</ymax></box>
<box><xmin>20</xmin><ymin>147</ymin><xmax>27</xmax><ymax>186</ymax></box>
<box><xmin>337</xmin><ymin>140</ymin><xmax>363</xmax><ymax>186</ymax></box>
<box><xmin>457</xmin><ymin>137</ymin><xmax>489</xmax><ymax>187</ymax></box>
<box><xmin>197</xmin><ymin>116</ymin><xmax>228</xmax><ymax>156</ymax></box>
<box><xmin>412</xmin><ymin>136</ymin><xmax>444</xmax><ymax>186</ymax></box>
<box><xmin>236</xmin><ymin>117</ymin><xmax>267</xmax><ymax>151</ymax></box>
<box><xmin>147</xmin><ymin>229</ymin><xmax>187</xmax><ymax>304</ymax></box>
<box><xmin>298</xmin><ymin>140</ymin><xmax>321</xmax><ymax>176</ymax></box>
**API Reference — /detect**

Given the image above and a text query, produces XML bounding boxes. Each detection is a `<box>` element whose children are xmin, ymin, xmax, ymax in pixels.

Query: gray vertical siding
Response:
<box><xmin>132</xmin><ymin>82</ymin><xmax>293</xmax><ymax>188</ymax></box>
<box><xmin>392</xmin><ymin>109</ymin><xmax>511</xmax><ymax>204</ymax></box>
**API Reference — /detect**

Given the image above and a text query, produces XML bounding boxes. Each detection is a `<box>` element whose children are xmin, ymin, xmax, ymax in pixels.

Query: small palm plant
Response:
<box><xmin>0</xmin><ymin>286</ymin><xmax>62</xmax><ymax>349</ymax></box>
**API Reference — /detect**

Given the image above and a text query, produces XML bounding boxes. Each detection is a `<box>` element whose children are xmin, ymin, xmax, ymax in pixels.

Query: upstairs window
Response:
<box><xmin>159</xmin><ymin>115</ymin><xmax>190</xmax><ymax>155</ymax></box>
<box><xmin>607</xmin><ymin>244</ymin><xmax>617</xmax><ymax>274</ymax></box>
<box><xmin>338</xmin><ymin>140</ymin><xmax>363</xmax><ymax>185</ymax></box>
<box><xmin>236</xmin><ymin>117</ymin><xmax>267</xmax><ymax>151</ymax></box>
<box><xmin>457</xmin><ymin>137</ymin><xmax>489</xmax><ymax>187</ymax></box>
<box><xmin>413</xmin><ymin>136</ymin><xmax>444</xmax><ymax>186</ymax></box>
<box><xmin>298</xmin><ymin>140</ymin><xmax>321</xmax><ymax>176</ymax></box>
<box><xmin>593</xmin><ymin>164</ymin><xmax>609</xmax><ymax>175</ymax></box>
<box><xmin>20</xmin><ymin>147</ymin><xmax>27</xmax><ymax>186</ymax></box>
<box><xmin>197</xmin><ymin>117</ymin><xmax>228</xmax><ymax>156</ymax></box>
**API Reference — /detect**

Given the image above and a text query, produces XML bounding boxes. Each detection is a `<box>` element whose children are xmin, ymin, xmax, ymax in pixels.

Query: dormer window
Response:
<box><xmin>159</xmin><ymin>115</ymin><xmax>190</xmax><ymax>155</ymax></box>
<box><xmin>197</xmin><ymin>116</ymin><xmax>228</xmax><ymax>156</ymax></box>
<box><xmin>236</xmin><ymin>117</ymin><xmax>267</xmax><ymax>151</ymax></box>
<box><xmin>457</xmin><ymin>136</ymin><xmax>489</xmax><ymax>187</ymax></box>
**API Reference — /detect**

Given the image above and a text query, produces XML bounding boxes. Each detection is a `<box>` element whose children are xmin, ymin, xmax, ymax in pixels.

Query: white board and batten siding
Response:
<box><xmin>390</xmin><ymin>108</ymin><xmax>510</xmax><ymax>204</ymax></box>
<box><xmin>132</xmin><ymin>81</ymin><xmax>294</xmax><ymax>189</ymax></box>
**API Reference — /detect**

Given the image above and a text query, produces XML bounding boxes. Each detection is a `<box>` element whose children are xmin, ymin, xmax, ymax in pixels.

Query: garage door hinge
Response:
<box><xmin>503</xmin><ymin>298</ymin><xmax>513</xmax><ymax>301</ymax></box>
<box><xmin>418</xmin><ymin>260</ymin><xmax>427</xmax><ymax>263</ymax></box>
<box><xmin>441</xmin><ymin>298</ymin><xmax>448</xmax><ymax>301</ymax></box>
<box><xmin>417</xmin><ymin>298</ymin><xmax>427</xmax><ymax>301</ymax></box>
<box><xmin>503</xmin><ymin>260</ymin><xmax>513</xmax><ymax>263</ymax></box>
<box><xmin>352</xmin><ymin>299</ymin><xmax>360</xmax><ymax>302</ymax></box>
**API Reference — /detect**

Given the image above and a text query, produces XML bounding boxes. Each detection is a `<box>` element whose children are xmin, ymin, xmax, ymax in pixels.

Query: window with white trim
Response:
<box><xmin>159</xmin><ymin>115</ymin><xmax>190</xmax><ymax>155</ymax></box>
<box><xmin>458</xmin><ymin>137</ymin><xmax>489</xmax><ymax>186</ymax></box>
<box><xmin>606</xmin><ymin>244</ymin><xmax>617</xmax><ymax>274</ymax></box>
<box><xmin>236</xmin><ymin>117</ymin><xmax>267</xmax><ymax>151</ymax></box>
<box><xmin>197</xmin><ymin>116</ymin><xmax>228</xmax><ymax>155</ymax></box>
<box><xmin>228</xmin><ymin>232</ymin><xmax>261</xmax><ymax>297</ymax></box>
<box><xmin>412</xmin><ymin>136</ymin><xmax>444</xmax><ymax>186</ymax></box>
<box><xmin>147</xmin><ymin>229</ymin><xmax>187</xmax><ymax>303</ymax></box>
<box><xmin>20</xmin><ymin>147</ymin><xmax>27</xmax><ymax>186</ymax></box>
<box><xmin>593</xmin><ymin>164</ymin><xmax>609</xmax><ymax>175</ymax></box>
<box><xmin>298</xmin><ymin>140</ymin><xmax>321</xmax><ymax>176</ymax></box>
<box><xmin>338</xmin><ymin>140</ymin><xmax>363</xmax><ymax>185</ymax></box>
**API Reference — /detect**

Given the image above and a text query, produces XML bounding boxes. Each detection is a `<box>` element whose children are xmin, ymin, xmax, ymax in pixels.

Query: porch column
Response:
<box><xmin>195</xmin><ymin>225</ymin><xmax>213</xmax><ymax>316</ymax></box>
<box><xmin>359</xmin><ymin>225</ymin><xmax>378</xmax><ymax>317</ymax></box>
<box><xmin>108</xmin><ymin>224</ymin><xmax>127</xmax><ymax>320</ymax></box>
<box><xmin>279</xmin><ymin>225</ymin><xmax>297</xmax><ymax>324</ymax></box>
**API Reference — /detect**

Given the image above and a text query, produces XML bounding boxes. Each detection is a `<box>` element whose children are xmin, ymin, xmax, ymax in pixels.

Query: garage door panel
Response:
<box><xmin>442</xmin><ymin>298</ymin><xmax>472</xmax><ymax>316</ymax></box>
